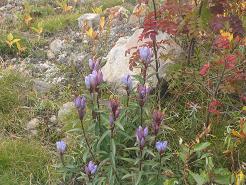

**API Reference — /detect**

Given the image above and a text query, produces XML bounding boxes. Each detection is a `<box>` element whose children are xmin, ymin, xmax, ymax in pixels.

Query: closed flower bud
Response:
<box><xmin>139</xmin><ymin>46</ymin><xmax>153</xmax><ymax>64</ymax></box>
<box><xmin>155</xmin><ymin>141</ymin><xmax>168</xmax><ymax>154</ymax></box>
<box><xmin>122</xmin><ymin>74</ymin><xmax>133</xmax><ymax>91</ymax></box>
<box><xmin>85</xmin><ymin>161</ymin><xmax>97</xmax><ymax>175</ymax></box>
<box><xmin>136</xmin><ymin>126</ymin><xmax>148</xmax><ymax>149</ymax></box>
<box><xmin>56</xmin><ymin>140</ymin><xmax>66</xmax><ymax>155</ymax></box>
<box><xmin>89</xmin><ymin>58</ymin><xmax>100</xmax><ymax>71</ymax></box>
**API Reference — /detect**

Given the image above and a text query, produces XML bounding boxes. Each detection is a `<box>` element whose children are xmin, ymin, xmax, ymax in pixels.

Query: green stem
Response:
<box><xmin>80</xmin><ymin>120</ymin><xmax>96</xmax><ymax>161</ymax></box>
<box><xmin>157</xmin><ymin>154</ymin><xmax>162</xmax><ymax>181</ymax></box>
<box><xmin>140</xmin><ymin>106</ymin><xmax>143</xmax><ymax>126</ymax></box>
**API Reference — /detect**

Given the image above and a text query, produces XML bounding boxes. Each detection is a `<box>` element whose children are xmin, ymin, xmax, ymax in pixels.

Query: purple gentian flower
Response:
<box><xmin>122</xmin><ymin>75</ymin><xmax>133</xmax><ymax>91</ymax></box>
<box><xmin>109</xmin><ymin>98</ymin><xmax>120</xmax><ymax>128</ymax></box>
<box><xmin>89</xmin><ymin>58</ymin><xmax>100</xmax><ymax>71</ymax></box>
<box><xmin>74</xmin><ymin>96</ymin><xmax>86</xmax><ymax>120</ymax></box>
<box><xmin>152</xmin><ymin>110</ymin><xmax>164</xmax><ymax>135</ymax></box>
<box><xmin>56</xmin><ymin>140</ymin><xmax>66</xmax><ymax>155</ymax></box>
<box><xmin>155</xmin><ymin>141</ymin><xmax>168</xmax><ymax>154</ymax></box>
<box><xmin>85</xmin><ymin>161</ymin><xmax>97</xmax><ymax>175</ymax></box>
<box><xmin>139</xmin><ymin>46</ymin><xmax>153</xmax><ymax>64</ymax></box>
<box><xmin>85</xmin><ymin>70</ymin><xmax>103</xmax><ymax>92</ymax></box>
<box><xmin>136</xmin><ymin>126</ymin><xmax>148</xmax><ymax>149</ymax></box>
<box><xmin>137</xmin><ymin>84</ymin><xmax>151</xmax><ymax>107</ymax></box>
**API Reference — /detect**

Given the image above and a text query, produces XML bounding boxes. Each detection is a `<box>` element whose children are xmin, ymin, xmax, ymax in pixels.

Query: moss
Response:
<box><xmin>0</xmin><ymin>139</ymin><xmax>58</xmax><ymax>185</ymax></box>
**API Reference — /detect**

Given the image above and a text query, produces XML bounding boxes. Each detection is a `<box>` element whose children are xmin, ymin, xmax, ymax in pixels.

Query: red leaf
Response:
<box><xmin>199</xmin><ymin>63</ymin><xmax>210</xmax><ymax>77</ymax></box>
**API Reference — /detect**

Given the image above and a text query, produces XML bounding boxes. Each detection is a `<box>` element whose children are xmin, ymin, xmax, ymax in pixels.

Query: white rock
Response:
<box><xmin>47</xmin><ymin>50</ymin><xmax>55</xmax><ymax>59</ymax></box>
<box><xmin>26</xmin><ymin>118</ymin><xmax>40</xmax><ymax>135</ymax></box>
<box><xmin>33</xmin><ymin>80</ymin><xmax>52</xmax><ymax>94</ymax></box>
<box><xmin>101</xmin><ymin>28</ymin><xmax>182</xmax><ymax>88</ymax></box>
<box><xmin>78</xmin><ymin>13</ymin><xmax>100</xmax><ymax>29</ymax></box>
<box><xmin>49</xmin><ymin>39</ymin><xmax>64</xmax><ymax>54</ymax></box>
<box><xmin>58</xmin><ymin>102</ymin><xmax>76</xmax><ymax>122</ymax></box>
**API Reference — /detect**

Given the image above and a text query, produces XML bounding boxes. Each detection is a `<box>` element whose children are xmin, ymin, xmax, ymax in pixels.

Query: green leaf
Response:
<box><xmin>189</xmin><ymin>171</ymin><xmax>207</xmax><ymax>185</ymax></box>
<box><xmin>96</xmin><ymin>130</ymin><xmax>110</xmax><ymax>151</ymax></box>
<box><xmin>193</xmin><ymin>142</ymin><xmax>211</xmax><ymax>152</ymax></box>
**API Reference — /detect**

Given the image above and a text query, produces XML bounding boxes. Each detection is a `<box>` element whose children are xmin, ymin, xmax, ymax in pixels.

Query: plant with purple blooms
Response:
<box><xmin>88</xmin><ymin>58</ymin><xmax>100</xmax><ymax>71</ymax></box>
<box><xmin>139</xmin><ymin>46</ymin><xmax>153</xmax><ymax>64</ymax></box>
<box><xmin>85</xmin><ymin>70</ymin><xmax>103</xmax><ymax>93</ymax></box>
<box><xmin>136</xmin><ymin>126</ymin><xmax>148</xmax><ymax>150</ymax></box>
<box><xmin>74</xmin><ymin>96</ymin><xmax>86</xmax><ymax>120</ymax></box>
<box><xmin>56</xmin><ymin>140</ymin><xmax>66</xmax><ymax>166</ymax></box>
<box><xmin>155</xmin><ymin>141</ymin><xmax>168</xmax><ymax>155</ymax></box>
<box><xmin>109</xmin><ymin>97</ymin><xmax>120</xmax><ymax>136</ymax></box>
<box><xmin>85</xmin><ymin>161</ymin><xmax>97</xmax><ymax>176</ymax></box>
<box><xmin>152</xmin><ymin>110</ymin><xmax>164</xmax><ymax>137</ymax></box>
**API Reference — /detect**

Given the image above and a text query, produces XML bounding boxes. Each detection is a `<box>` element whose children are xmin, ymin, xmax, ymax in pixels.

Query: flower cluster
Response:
<box><xmin>137</xmin><ymin>84</ymin><xmax>151</xmax><ymax>107</ymax></box>
<box><xmin>152</xmin><ymin>110</ymin><xmax>164</xmax><ymax>136</ymax></box>
<box><xmin>74</xmin><ymin>96</ymin><xmax>86</xmax><ymax>120</ymax></box>
<box><xmin>136</xmin><ymin>126</ymin><xmax>148</xmax><ymax>150</ymax></box>
<box><xmin>85</xmin><ymin>70</ymin><xmax>103</xmax><ymax>93</ymax></box>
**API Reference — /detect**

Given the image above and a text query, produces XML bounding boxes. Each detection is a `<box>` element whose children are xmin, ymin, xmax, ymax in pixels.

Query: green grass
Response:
<box><xmin>33</xmin><ymin>13</ymin><xmax>80</xmax><ymax>34</ymax></box>
<box><xmin>0</xmin><ymin>69</ymin><xmax>36</xmax><ymax>134</ymax></box>
<box><xmin>0</xmin><ymin>139</ymin><xmax>58</xmax><ymax>185</ymax></box>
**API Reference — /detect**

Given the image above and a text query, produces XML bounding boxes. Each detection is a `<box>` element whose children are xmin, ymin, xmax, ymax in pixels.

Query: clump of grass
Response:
<box><xmin>33</xmin><ymin>13</ymin><xmax>80</xmax><ymax>34</ymax></box>
<box><xmin>0</xmin><ymin>69</ymin><xmax>36</xmax><ymax>133</ymax></box>
<box><xmin>0</xmin><ymin>139</ymin><xmax>58</xmax><ymax>185</ymax></box>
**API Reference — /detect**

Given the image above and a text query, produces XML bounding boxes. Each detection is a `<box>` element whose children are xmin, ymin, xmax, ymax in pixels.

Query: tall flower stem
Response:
<box><xmin>140</xmin><ymin>106</ymin><xmax>143</xmax><ymax>126</ymax></box>
<box><xmin>139</xmin><ymin>149</ymin><xmax>143</xmax><ymax>171</ymax></box>
<box><xmin>151</xmin><ymin>0</ymin><xmax>161</xmax><ymax>109</ymax></box>
<box><xmin>80</xmin><ymin>120</ymin><xmax>96</xmax><ymax>161</ymax></box>
<box><xmin>60</xmin><ymin>154</ymin><xmax>65</xmax><ymax>167</ymax></box>
<box><xmin>157</xmin><ymin>154</ymin><xmax>162</xmax><ymax>181</ymax></box>
<box><xmin>96</xmin><ymin>92</ymin><xmax>102</xmax><ymax>135</ymax></box>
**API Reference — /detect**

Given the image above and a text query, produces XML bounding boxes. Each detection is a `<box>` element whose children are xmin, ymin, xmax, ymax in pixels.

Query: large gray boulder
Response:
<box><xmin>101</xmin><ymin>28</ymin><xmax>182</xmax><ymax>88</ymax></box>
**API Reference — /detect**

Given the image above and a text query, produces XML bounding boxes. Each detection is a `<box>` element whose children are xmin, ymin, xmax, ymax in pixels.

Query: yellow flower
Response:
<box><xmin>235</xmin><ymin>170</ymin><xmax>245</xmax><ymax>185</ymax></box>
<box><xmin>220</xmin><ymin>30</ymin><xmax>233</xmax><ymax>42</ymax></box>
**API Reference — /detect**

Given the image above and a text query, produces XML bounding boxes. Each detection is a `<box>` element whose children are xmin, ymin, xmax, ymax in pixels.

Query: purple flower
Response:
<box><xmin>85</xmin><ymin>70</ymin><xmax>103</xmax><ymax>92</ymax></box>
<box><xmin>74</xmin><ymin>96</ymin><xmax>86</xmax><ymax>120</ymax></box>
<box><xmin>137</xmin><ymin>84</ymin><xmax>151</xmax><ymax>107</ymax></box>
<box><xmin>85</xmin><ymin>161</ymin><xmax>97</xmax><ymax>175</ymax></box>
<box><xmin>136</xmin><ymin>126</ymin><xmax>148</xmax><ymax>149</ymax></box>
<box><xmin>122</xmin><ymin>75</ymin><xmax>133</xmax><ymax>91</ymax></box>
<box><xmin>74</xmin><ymin>96</ymin><xmax>86</xmax><ymax>109</ymax></box>
<box><xmin>109</xmin><ymin>98</ymin><xmax>120</xmax><ymax>127</ymax></box>
<box><xmin>89</xmin><ymin>59</ymin><xmax>100</xmax><ymax>71</ymax></box>
<box><xmin>152</xmin><ymin>110</ymin><xmax>164</xmax><ymax>135</ymax></box>
<box><xmin>139</xmin><ymin>46</ymin><xmax>153</xmax><ymax>64</ymax></box>
<box><xmin>56</xmin><ymin>140</ymin><xmax>66</xmax><ymax>155</ymax></box>
<box><xmin>155</xmin><ymin>141</ymin><xmax>168</xmax><ymax>154</ymax></box>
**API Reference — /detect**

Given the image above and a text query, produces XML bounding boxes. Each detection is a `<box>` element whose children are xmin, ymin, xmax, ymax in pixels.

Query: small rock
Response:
<box><xmin>26</xmin><ymin>118</ymin><xmax>40</xmax><ymax>135</ymax></box>
<box><xmin>57</xmin><ymin>53</ymin><xmax>67</xmax><ymax>63</ymax></box>
<box><xmin>49</xmin><ymin>115</ymin><xmax>57</xmax><ymax>123</ymax></box>
<box><xmin>58</xmin><ymin>102</ymin><xmax>76</xmax><ymax>122</ymax></box>
<box><xmin>49</xmin><ymin>39</ymin><xmax>64</xmax><ymax>54</ymax></box>
<box><xmin>33</xmin><ymin>80</ymin><xmax>52</xmax><ymax>94</ymax></box>
<box><xmin>47</xmin><ymin>50</ymin><xmax>55</xmax><ymax>59</ymax></box>
<box><xmin>78</xmin><ymin>13</ymin><xmax>100</xmax><ymax>29</ymax></box>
